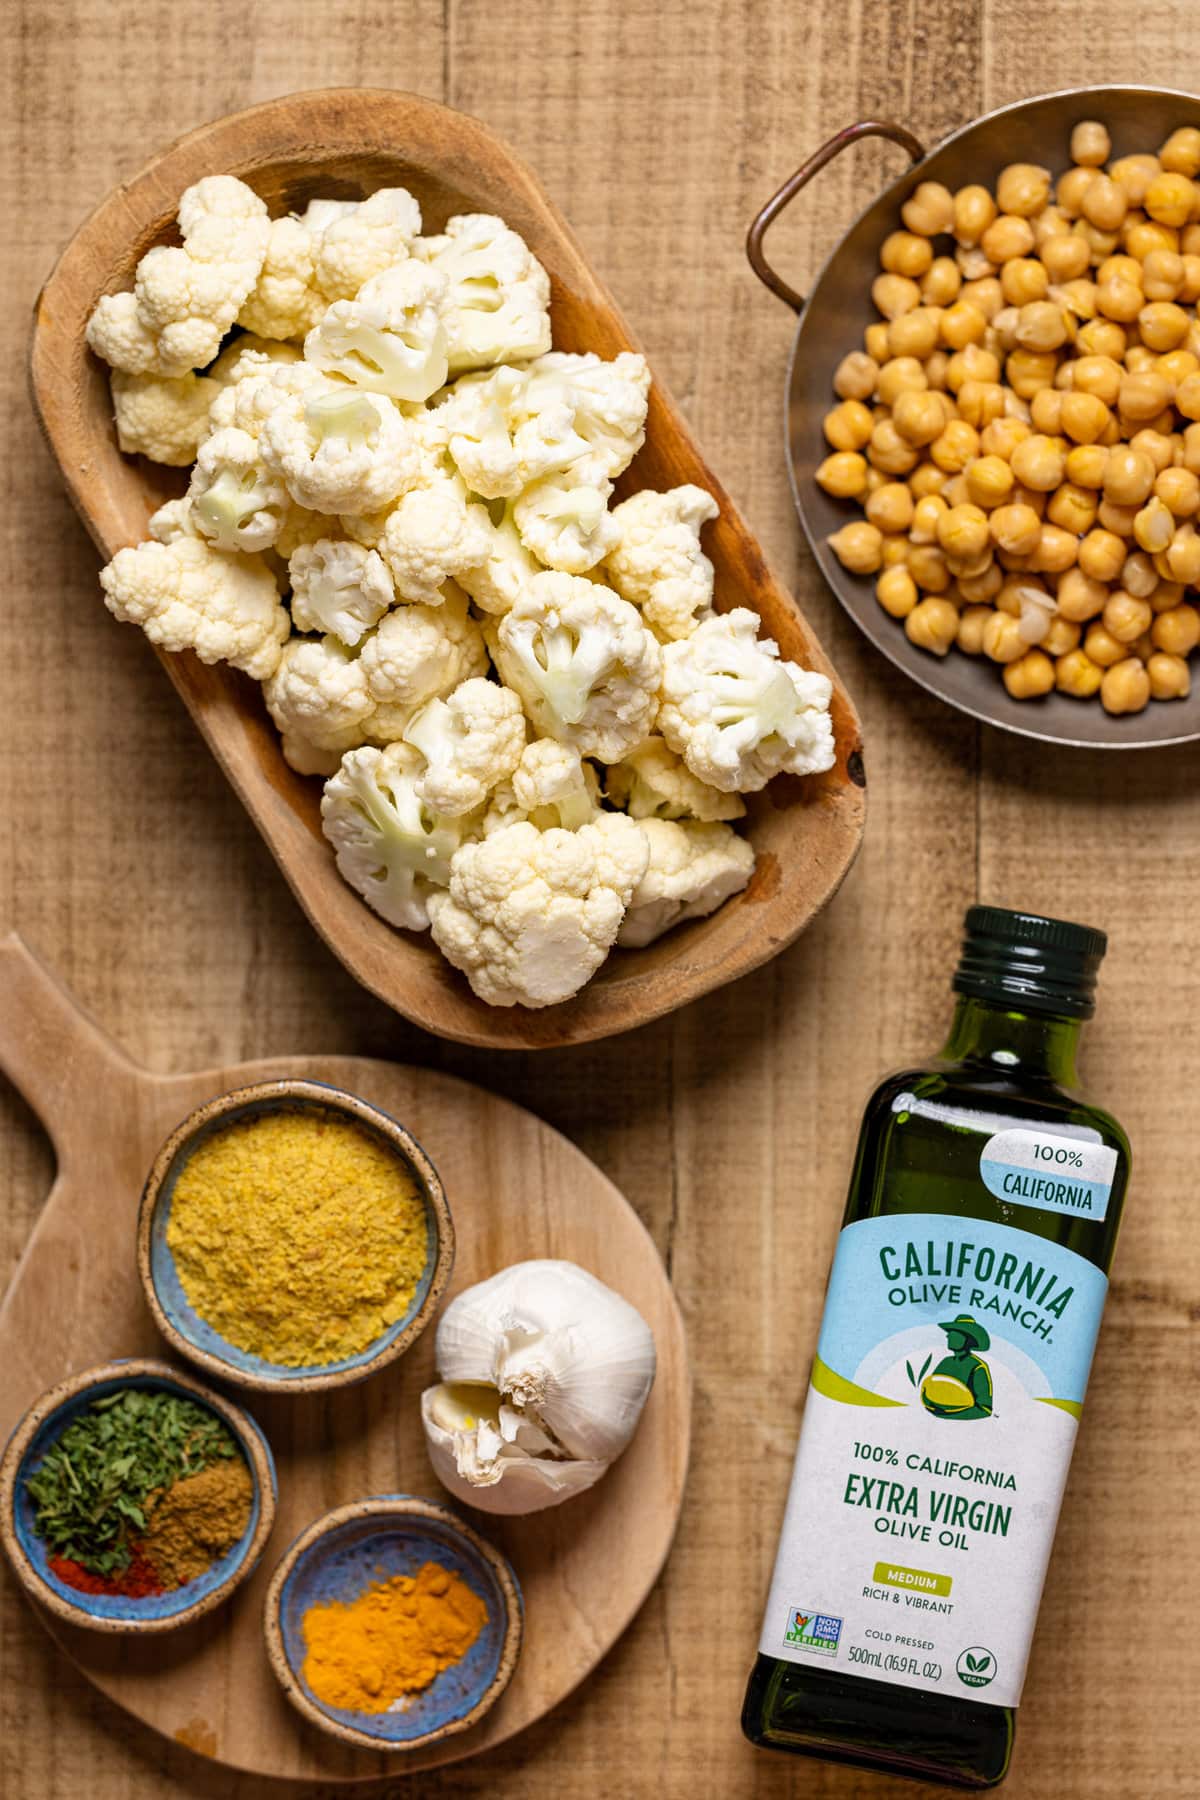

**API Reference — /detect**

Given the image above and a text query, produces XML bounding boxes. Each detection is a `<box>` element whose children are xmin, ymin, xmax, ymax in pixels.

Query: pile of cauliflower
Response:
<box><xmin>89</xmin><ymin>174</ymin><xmax>836</xmax><ymax>1009</ymax></box>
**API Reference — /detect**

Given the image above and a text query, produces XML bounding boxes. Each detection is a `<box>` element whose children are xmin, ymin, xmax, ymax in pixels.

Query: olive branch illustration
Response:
<box><xmin>906</xmin><ymin>1355</ymin><xmax>933</xmax><ymax>1389</ymax></box>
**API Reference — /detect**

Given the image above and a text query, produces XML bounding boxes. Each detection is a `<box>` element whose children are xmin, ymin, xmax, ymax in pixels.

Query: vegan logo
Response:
<box><xmin>784</xmin><ymin>1607</ymin><xmax>842</xmax><ymax>1656</ymax></box>
<box><xmin>956</xmin><ymin>1645</ymin><xmax>997</xmax><ymax>1688</ymax></box>
<box><xmin>907</xmin><ymin>1314</ymin><xmax>994</xmax><ymax>1420</ymax></box>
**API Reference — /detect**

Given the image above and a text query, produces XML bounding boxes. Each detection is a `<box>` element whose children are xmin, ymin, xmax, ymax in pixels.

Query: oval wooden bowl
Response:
<box><xmin>29</xmin><ymin>88</ymin><xmax>865</xmax><ymax>1050</ymax></box>
<box><xmin>264</xmin><ymin>1494</ymin><xmax>523</xmax><ymax>1752</ymax></box>
<box><xmin>137</xmin><ymin>1080</ymin><xmax>455</xmax><ymax>1394</ymax></box>
<box><xmin>0</xmin><ymin>1357</ymin><xmax>277</xmax><ymax>1634</ymax></box>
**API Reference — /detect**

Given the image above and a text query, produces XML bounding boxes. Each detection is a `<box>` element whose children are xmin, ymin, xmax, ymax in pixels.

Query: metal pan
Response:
<box><xmin>748</xmin><ymin>86</ymin><xmax>1200</xmax><ymax>749</ymax></box>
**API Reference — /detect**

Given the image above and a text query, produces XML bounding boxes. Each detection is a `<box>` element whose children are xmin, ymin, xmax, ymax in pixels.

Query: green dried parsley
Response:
<box><xmin>25</xmin><ymin>1388</ymin><xmax>238</xmax><ymax>1575</ymax></box>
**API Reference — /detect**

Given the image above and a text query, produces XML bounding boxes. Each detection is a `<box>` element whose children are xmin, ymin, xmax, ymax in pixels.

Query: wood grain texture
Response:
<box><xmin>0</xmin><ymin>937</ymin><xmax>689</xmax><ymax>1781</ymax></box>
<box><xmin>1</xmin><ymin>1</ymin><xmax>1197</xmax><ymax>1796</ymax></box>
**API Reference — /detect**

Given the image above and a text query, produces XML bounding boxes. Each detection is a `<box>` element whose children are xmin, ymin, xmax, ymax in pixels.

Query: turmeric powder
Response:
<box><xmin>302</xmin><ymin>1561</ymin><xmax>489</xmax><ymax>1713</ymax></box>
<box><xmin>166</xmin><ymin>1107</ymin><xmax>429</xmax><ymax>1366</ymax></box>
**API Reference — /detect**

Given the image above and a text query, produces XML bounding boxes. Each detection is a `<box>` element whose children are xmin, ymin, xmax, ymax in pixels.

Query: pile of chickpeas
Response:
<box><xmin>817</xmin><ymin>120</ymin><xmax>1200</xmax><ymax>713</ymax></box>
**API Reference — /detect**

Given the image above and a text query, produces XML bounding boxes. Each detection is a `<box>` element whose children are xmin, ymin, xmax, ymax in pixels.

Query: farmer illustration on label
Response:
<box><xmin>919</xmin><ymin>1315</ymin><xmax>994</xmax><ymax>1420</ymax></box>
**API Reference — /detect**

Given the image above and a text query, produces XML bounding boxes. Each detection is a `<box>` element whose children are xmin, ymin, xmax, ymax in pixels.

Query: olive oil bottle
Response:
<box><xmin>743</xmin><ymin>907</ymin><xmax>1130</xmax><ymax>1788</ymax></box>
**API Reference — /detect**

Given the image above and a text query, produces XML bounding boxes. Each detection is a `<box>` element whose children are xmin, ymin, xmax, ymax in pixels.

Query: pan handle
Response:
<box><xmin>747</xmin><ymin>121</ymin><xmax>927</xmax><ymax>313</ymax></box>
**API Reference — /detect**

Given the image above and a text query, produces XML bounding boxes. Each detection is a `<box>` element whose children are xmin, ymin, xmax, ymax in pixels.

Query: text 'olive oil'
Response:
<box><xmin>743</xmin><ymin>907</ymin><xmax>1131</xmax><ymax>1788</ymax></box>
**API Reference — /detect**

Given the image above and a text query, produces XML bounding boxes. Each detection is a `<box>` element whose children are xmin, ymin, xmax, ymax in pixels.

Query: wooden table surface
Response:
<box><xmin>1</xmin><ymin>3</ymin><xmax>1196</xmax><ymax>1796</ymax></box>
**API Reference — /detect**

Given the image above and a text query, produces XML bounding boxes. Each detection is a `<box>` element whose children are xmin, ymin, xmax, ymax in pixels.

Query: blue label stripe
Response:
<box><xmin>979</xmin><ymin>1159</ymin><xmax>1110</xmax><ymax>1221</ymax></box>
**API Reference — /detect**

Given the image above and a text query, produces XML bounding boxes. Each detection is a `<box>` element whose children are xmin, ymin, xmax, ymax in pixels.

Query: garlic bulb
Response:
<box><xmin>420</xmin><ymin>1260</ymin><xmax>656</xmax><ymax>1515</ymax></box>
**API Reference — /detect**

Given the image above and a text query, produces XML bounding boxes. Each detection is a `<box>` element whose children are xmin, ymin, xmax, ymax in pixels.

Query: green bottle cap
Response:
<box><xmin>953</xmin><ymin>905</ymin><xmax>1107</xmax><ymax>1019</ymax></box>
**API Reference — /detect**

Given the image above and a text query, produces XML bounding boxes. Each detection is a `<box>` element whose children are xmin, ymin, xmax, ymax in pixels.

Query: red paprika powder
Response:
<box><xmin>49</xmin><ymin>1545</ymin><xmax>164</xmax><ymax>1598</ymax></box>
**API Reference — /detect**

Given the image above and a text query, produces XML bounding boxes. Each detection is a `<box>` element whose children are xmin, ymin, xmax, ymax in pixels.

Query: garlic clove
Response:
<box><xmin>421</xmin><ymin>1384</ymin><xmax>609</xmax><ymax>1515</ymax></box>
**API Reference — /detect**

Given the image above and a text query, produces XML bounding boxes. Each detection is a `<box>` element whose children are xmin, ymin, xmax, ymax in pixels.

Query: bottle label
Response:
<box><xmin>757</xmin><ymin>1211</ymin><xmax>1108</xmax><ymax>1707</ymax></box>
<box><xmin>979</xmin><ymin>1127</ymin><xmax>1117</xmax><ymax>1221</ymax></box>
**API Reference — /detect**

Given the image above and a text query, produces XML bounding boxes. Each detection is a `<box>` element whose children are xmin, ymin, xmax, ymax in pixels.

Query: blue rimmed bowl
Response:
<box><xmin>263</xmin><ymin>1494</ymin><xmax>523</xmax><ymax>1751</ymax></box>
<box><xmin>0</xmin><ymin>1357</ymin><xmax>277</xmax><ymax>1634</ymax></box>
<box><xmin>136</xmin><ymin>1080</ymin><xmax>454</xmax><ymax>1394</ymax></box>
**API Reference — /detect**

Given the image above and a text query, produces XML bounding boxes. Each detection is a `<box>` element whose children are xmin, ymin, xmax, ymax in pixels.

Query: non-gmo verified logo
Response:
<box><xmin>784</xmin><ymin>1606</ymin><xmax>842</xmax><ymax>1656</ymax></box>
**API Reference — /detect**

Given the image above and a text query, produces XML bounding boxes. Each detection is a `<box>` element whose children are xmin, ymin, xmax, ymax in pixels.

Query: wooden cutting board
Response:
<box><xmin>0</xmin><ymin>934</ymin><xmax>690</xmax><ymax>1780</ymax></box>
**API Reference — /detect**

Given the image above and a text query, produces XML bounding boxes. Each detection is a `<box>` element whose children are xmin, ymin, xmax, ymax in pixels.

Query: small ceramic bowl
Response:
<box><xmin>136</xmin><ymin>1079</ymin><xmax>455</xmax><ymax>1394</ymax></box>
<box><xmin>0</xmin><ymin>1357</ymin><xmax>277</xmax><ymax>1633</ymax></box>
<box><xmin>264</xmin><ymin>1494</ymin><xmax>523</xmax><ymax>1751</ymax></box>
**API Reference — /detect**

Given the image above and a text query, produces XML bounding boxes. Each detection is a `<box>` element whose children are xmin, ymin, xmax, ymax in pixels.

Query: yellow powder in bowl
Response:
<box><xmin>166</xmin><ymin>1108</ymin><xmax>430</xmax><ymax>1366</ymax></box>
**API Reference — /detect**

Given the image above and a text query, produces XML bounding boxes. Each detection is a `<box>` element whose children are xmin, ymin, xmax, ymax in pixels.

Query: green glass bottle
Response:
<box><xmin>743</xmin><ymin>906</ymin><xmax>1130</xmax><ymax>1789</ymax></box>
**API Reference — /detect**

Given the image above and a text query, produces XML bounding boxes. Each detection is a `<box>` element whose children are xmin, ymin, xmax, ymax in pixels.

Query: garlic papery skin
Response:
<box><xmin>432</xmin><ymin>1260</ymin><xmax>657</xmax><ymax>1463</ymax></box>
<box><xmin>421</xmin><ymin>1381</ymin><xmax>610</xmax><ymax>1515</ymax></box>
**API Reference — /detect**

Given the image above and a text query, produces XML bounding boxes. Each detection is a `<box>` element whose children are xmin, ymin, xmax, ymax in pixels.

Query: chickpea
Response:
<box><xmin>881</xmin><ymin>230</ymin><xmax>934</xmax><ymax>278</ymax></box>
<box><xmin>1096</xmin><ymin>276</ymin><xmax>1143</xmax><ymax>323</ymax></box>
<box><xmin>1001</xmin><ymin>259</ymin><xmax>1050</xmax><ymax>306</ymax></box>
<box><xmin>1182</xmin><ymin>254</ymin><xmax>1200</xmax><ymax>301</ymax></box>
<box><xmin>905</xmin><ymin>596</ymin><xmax>960</xmax><ymax>654</ymax></box>
<box><xmin>1010</xmin><ymin>434</ymin><xmax>1066</xmax><ymax>492</ymax></box>
<box><xmin>1078</xmin><ymin>527</ymin><xmax>1127</xmax><ymax>581</ymax></box>
<box><xmin>1057</xmin><ymin>165</ymin><xmax>1096</xmax><ymax>218</ymax></box>
<box><xmin>883</xmin><ymin>309</ymin><xmax>938</xmax><ymax>360</ymax></box>
<box><xmin>828</xmin><ymin>520</ymin><xmax>884</xmax><ymax>573</ymax></box>
<box><xmin>982</xmin><ymin>610</ymin><xmax>1026</xmax><ymax>662</ymax></box>
<box><xmin>1076</xmin><ymin>218</ymin><xmax>1122</xmax><ymax>260</ymax></box>
<box><xmin>1147</xmin><ymin>649</ymin><xmax>1192</xmax><ymax>698</ymax></box>
<box><xmin>930</xmin><ymin>419</ymin><xmax>980</xmax><ymax>472</ymax></box>
<box><xmin>960</xmin><ymin>276</ymin><xmax>1005</xmax><ymax>320</ymax></box>
<box><xmin>1065</xmin><ymin>444</ymin><xmax>1110</xmax><ymax>489</ymax></box>
<box><xmin>1053</xmin><ymin>392</ymin><xmax>1108</xmax><ymax>452</ymax></box>
<box><xmin>1081</xmin><ymin>172</ymin><xmax>1128</xmax><ymax>232</ymax></box>
<box><xmin>936</xmin><ymin>503</ymin><xmax>990</xmax><ymax>559</ymax></box>
<box><xmin>833</xmin><ymin>350</ymin><xmax>879</xmax><ymax>401</ymax></box>
<box><xmin>922</xmin><ymin>257</ymin><xmax>962</xmax><ymax>305</ymax></box>
<box><xmin>881</xmin><ymin>534</ymin><xmax>910</xmax><ymax>566</ymax></box>
<box><xmin>1145</xmin><ymin>171</ymin><xmax>1196</xmax><ymax>228</ymax></box>
<box><xmin>963</xmin><ymin>454</ymin><xmax>1014</xmax><ymax>510</ymax></box>
<box><xmin>1156</xmin><ymin>464</ymin><xmax>1200</xmax><ymax>516</ymax></box>
<box><xmin>903</xmin><ymin>180</ymin><xmax>956</xmax><ymax>237</ymax></box>
<box><xmin>1165</xmin><ymin>521</ymin><xmax>1200</xmax><ymax>583</ymax></box>
<box><xmin>865</xmin><ymin>321</ymin><xmax>891</xmax><ymax>362</ymax></box>
<box><xmin>872</xmin><ymin>272</ymin><xmax>922</xmax><ymax>318</ymax></box>
<box><xmin>1161</xmin><ymin>126</ymin><xmax>1200</xmax><ymax>177</ymax></box>
<box><xmin>876</xmin><ymin>566</ymin><xmax>919</xmax><ymax>619</ymax></box>
<box><xmin>1103</xmin><ymin>590</ymin><xmax>1154</xmax><ymax>642</ymax></box>
<box><xmin>945</xmin><ymin>348</ymin><xmax>1000</xmax><ymax>398</ymax></box>
<box><xmin>816</xmin><ymin>452</ymin><xmax>868</xmax><ymax>498</ymax></box>
<box><xmin>1047</xmin><ymin>481</ymin><xmax>1098</xmax><ymax>533</ymax></box>
<box><xmin>981</xmin><ymin>213</ymin><xmax>1036</xmax><ymax>264</ymax></box>
<box><xmin>1123</xmin><ymin>346</ymin><xmax>1158</xmax><ymax>377</ymax></box>
<box><xmin>981</xmin><ymin>416</ymin><xmax>1032</xmax><ymax>459</ymax></box>
<box><xmin>876</xmin><ymin>356</ymin><xmax>928</xmax><ymax>407</ymax></box>
<box><xmin>993</xmin><ymin>163</ymin><xmax>1049</xmax><ymax>218</ymax></box>
<box><xmin>824</xmin><ymin>399</ymin><xmax>875</xmax><ymax>451</ymax></box>
<box><xmin>1182</xmin><ymin>422</ymin><xmax>1200</xmax><ymax>471</ymax></box>
<box><xmin>956</xmin><ymin>379</ymin><xmax>1006</xmax><ymax>428</ymax></box>
<box><xmin>1041</xmin><ymin>233</ymin><xmax>1092</xmax><ymax>285</ymax></box>
<box><xmin>1097</xmin><ymin>496</ymin><xmax>1139</xmax><ymax>535</ymax></box>
<box><xmin>1152</xmin><ymin>602</ymin><xmax>1200</xmax><ymax>654</ymax></box>
<box><xmin>868</xmin><ymin>417</ymin><xmax>921</xmax><ymax>475</ymax></box>
<box><xmin>1141</xmin><ymin>248</ymin><xmax>1185</xmax><ymax>301</ymax></box>
<box><xmin>1130</xmin><ymin>494</ymin><xmax>1174</xmax><ymax>555</ymax></box>
<box><xmin>890</xmin><ymin>388</ymin><xmax>945</xmax><ymax>446</ymax></box>
<box><xmin>865</xmin><ymin>481</ymin><xmax>915</xmax><ymax>533</ymax></box>
<box><xmin>1057</xmin><ymin>647</ymin><xmax>1105</xmax><ymax>697</ymax></box>
<box><xmin>1110</xmin><ymin>154</ymin><xmax>1160</xmax><ymax>206</ymax></box>
<box><xmin>1006</xmin><ymin>348</ymin><xmax>1059</xmax><ymax>398</ymax></box>
<box><xmin>1012</xmin><ymin>300</ymin><xmax>1067</xmax><ymax>353</ymax></box>
<box><xmin>959</xmin><ymin>561</ymin><xmax>1004</xmax><ymax>602</ymax></box>
<box><xmin>925</xmin><ymin>349</ymin><xmax>951</xmax><ymax>391</ymax></box>
<box><xmin>1136</xmin><ymin>300</ymin><xmax>1190</xmax><ymax>352</ymax></box>
<box><xmin>1100</xmin><ymin>656</ymin><xmax>1151</xmax><ymax>713</ymax></box>
<box><xmin>942</xmin><ymin>300</ymin><xmax>990</xmax><ymax>350</ymax></box>
<box><xmin>1043</xmin><ymin>615</ymin><xmax>1082</xmax><ymax>656</ymax></box>
<box><xmin>1030</xmin><ymin>388</ymin><xmax>1065</xmax><ymax>435</ymax></box>
<box><xmin>907</xmin><ymin>543</ymin><xmax>952</xmax><ymax>592</ymax></box>
<box><xmin>1097</xmin><ymin>252</ymin><xmax>1144</xmax><ymax>288</ymax></box>
<box><xmin>1125</xmin><ymin>218</ymin><xmax>1179</xmax><ymax>260</ymax></box>
<box><xmin>1004</xmin><ymin>648</ymin><xmax>1055</xmax><ymax>698</ymax></box>
<box><xmin>910</xmin><ymin>493</ymin><xmax>949</xmax><ymax>542</ymax></box>
<box><xmin>957</xmin><ymin>243</ymin><xmax>996</xmax><ymax>282</ymax></box>
<box><xmin>956</xmin><ymin>604</ymin><xmax>993</xmax><ymax>653</ymax></box>
<box><xmin>1077</xmin><ymin>317</ymin><xmax>1127</xmax><ymax>358</ymax></box>
<box><xmin>1174</xmin><ymin>371</ymin><xmax>1200</xmax><ymax>420</ymax></box>
<box><xmin>1031</xmin><ymin>523</ymin><xmax>1079</xmax><ymax>574</ymax></box>
<box><xmin>1084</xmin><ymin>622</ymin><xmax>1128</xmax><ymax>667</ymax></box>
<box><xmin>1150</xmin><ymin>580</ymin><xmax>1186</xmax><ymax>613</ymax></box>
<box><xmin>1070</xmin><ymin>120</ymin><xmax>1111</xmax><ymax>168</ymax></box>
<box><xmin>910</xmin><ymin>462</ymin><xmax>949</xmax><ymax>498</ymax></box>
<box><xmin>989</xmin><ymin>501</ymin><xmax>1043</xmax><ymax>555</ymax></box>
<box><xmin>1156</xmin><ymin>346</ymin><xmax>1198</xmax><ymax>385</ymax></box>
<box><xmin>953</xmin><ymin>184</ymin><xmax>997</xmax><ymax>244</ymax></box>
<box><xmin>1056</xmin><ymin>566</ymin><xmax>1109</xmax><ymax>622</ymax></box>
<box><xmin>1103</xmin><ymin>445</ymin><xmax>1157</xmax><ymax>504</ymax></box>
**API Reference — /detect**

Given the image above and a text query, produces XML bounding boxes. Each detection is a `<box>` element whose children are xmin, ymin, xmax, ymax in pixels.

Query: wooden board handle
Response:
<box><xmin>0</xmin><ymin>935</ymin><xmax>141</xmax><ymax>1163</ymax></box>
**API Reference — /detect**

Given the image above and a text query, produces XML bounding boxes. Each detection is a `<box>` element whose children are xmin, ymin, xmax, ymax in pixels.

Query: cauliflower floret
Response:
<box><xmin>99</xmin><ymin>536</ymin><xmax>288</xmax><ymax>680</ymax></box>
<box><xmin>109</xmin><ymin>369</ymin><xmax>219</xmax><ymax>466</ymax></box>
<box><xmin>187</xmin><ymin>425</ymin><xmax>291</xmax><ymax>552</ymax></box>
<box><xmin>322</xmin><ymin>742</ymin><xmax>478</xmax><ymax>931</ymax></box>
<box><xmin>606</xmin><ymin>736</ymin><xmax>745</xmax><ymax>822</ymax></box>
<box><xmin>361</xmin><ymin>585</ymin><xmax>489</xmax><ymax>717</ymax></box>
<box><xmin>484</xmin><ymin>739</ymin><xmax>600</xmax><ymax>834</ymax></box>
<box><xmin>260</xmin><ymin>386</ymin><xmax>420</xmax><ymax>514</ymax></box>
<box><xmin>525</xmin><ymin>350</ymin><xmax>650</xmax><ymax>477</ymax></box>
<box><xmin>456</xmin><ymin>501</ymin><xmax>543</xmax><ymax>616</ymax></box>
<box><xmin>416</xmin><ymin>213</ymin><xmax>551</xmax><ymax>372</ymax></box>
<box><xmin>658</xmin><ymin>607</ymin><xmax>836</xmax><ymax>793</ymax></box>
<box><xmin>148</xmin><ymin>497</ymin><xmax>199</xmax><ymax>544</ymax></box>
<box><xmin>513</xmin><ymin>459</ymin><xmax>618</xmax><ymax>573</ymax></box>
<box><xmin>238</xmin><ymin>215</ymin><xmax>326</xmax><ymax>341</ymax></box>
<box><xmin>208</xmin><ymin>333</ymin><xmax>303</xmax><ymax>385</ymax></box>
<box><xmin>306</xmin><ymin>261</ymin><xmax>450</xmax><ymax>403</ymax></box>
<box><xmin>617</xmin><ymin>817</ymin><xmax>755</xmax><ymax>948</ymax></box>
<box><xmin>86</xmin><ymin>176</ymin><xmax>270</xmax><ymax>376</ymax></box>
<box><xmin>605</xmin><ymin>485</ymin><xmax>720</xmax><ymax>640</ymax></box>
<box><xmin>288</xmin><ymin>539</ymin><xmax>393</xmax><ymax>645</ymax></box>
<box><xmin>378</xmin><ymin>472</ymin><xmax>494</xmax><ymax>604</ymax></box>
<box><xmin>312</xmin><ymin>188</ymin><xmax>422</xmax><ymax>301</ymax></box>
<box><xmin>207</xmin><ymin>352</ymin><xmax>329</xmax><ymax>436</ymax></box>
<box><xmin>403</xmin><ymin>678</ymin><xmax>526</xmax><ymax>816</ymax></box>
<box><xmin>428</xmin><ymin>813</ymin><xmax>649</xmax><ymax>1008</ymax></box>
<box><xmin>433</xmin><ymin>365</ymin><xmax>589</xmax><ymax>500</ymax></box>
<box><xmin>264</xmin><ymin>635</ymin><xmax>376</xmax><ymax>762</ymax></box>
<box><xmin>491</xmin><ymin>571</ymin><xmax>661</xmax><ymax>762</ymax></box>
